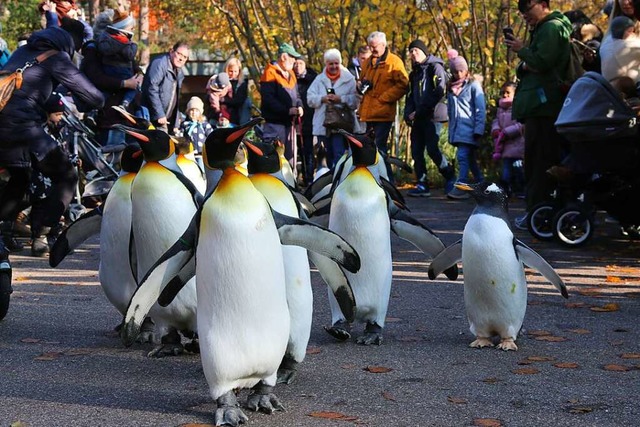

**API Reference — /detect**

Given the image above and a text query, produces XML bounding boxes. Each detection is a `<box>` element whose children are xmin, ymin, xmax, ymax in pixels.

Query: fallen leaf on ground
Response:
<box><xmin>472</xmin><ymin>418</ymin><xmax>503</xmax><ymax>426</ymax></box>
<box><xmin>448</xmin><ymin>396</ymin><xmax>468</xmax><ymax>404</ymax></box>
<box><xmin>535</xmin><ymin>335</ymin><xmax>568</xmax><ymax>342</ymax></box>
<box><xmin>385</xmin><ymin>317</ymin><xmax>402</xmax><ymax>323</ymax></box>
<box><xmin>605</xmin><ymin>275</ymin><xmax>624</xmax><ymax>283</ymax></box>
<box><xmin>13</xmin><ymin>276</ymin><xmax>27</xmax><ymax>282</ymax></box>
<box><xmin>578</xmin><ymin>288</ymin><xmax>602</xmax><ymax>297</ymax></box>
<box><xmin>554</xmin><ymin>362</ymin><xmax>580</xmax><ymax>369</ymax></box>
<box><xmin>567</xmin><ymin>328</ymin><xmax>591</xmax><ymax>334</ymax></box>
<box><xmin>526</xmin><ymin>355</ymin><xmax>556</xmax><ymax>362</ymax></box>
<box><xmin>605</xmin><ymin>265</ymin><xmax>639</xmax><ymax>274</ymax></box>
<box><xmin>590</xmin><ymin>303</ymin><xmax>620</xmax><ymax>312</ymax></box>
<box><xmin>364</xmin><ymin>366</ymin><xmax>393</xmax><ymax>373</ymax></box>
<box><xmin>306</xmin><ymin>346</ymin><xmax>321</xmax><ymax>355</ymax></box>
<box><xmin>20</xmin><ymin>338</ymin><xmax>41</xmax><ymax>343</ymax></box>
<box><xmin>528</xmin><ymin>330</ymin><xmax>552</xmax><ymax>336</ymax></box>
<box><xmin>512</xmin><ymin>367</ymin><xmax>540</xmax><ymax>375</ymax></box>
<box><xmin>567</xmin><ymin>405</ymin><xmax>594</xmax><ymax>414</ymax></box>
<box><xmin>603</xmin><ymin>364</ymin><xmax>631</xmax><ymax>372</ymax></box>
<box><xmin>10</xmin><ymin>422</ymin><xmax>27</xmax><ymax>427</ymax></box>
<box><xmin>308</xmin><ymin>411</ymin><xmax>358</xmax><ymax>421</ymax></box>
<box><xmin>397</xmin><ymin>336</ymin><xmax>421</xmax><ymax>342</ymax></box>
<box><xmin>565</xmin><ymin>302</ymin><xmax>587</xmax><ymax>308</ymax></box>
<box><xmin>341</xmin><ymin>364</ymin><xmax>357</xmax><ymax>370</ymax></box>
<box><xmin>382</xmin><ymin>391</ymin><xmax>396</xmax><ymax>401</ymax></box>
<box><xmin>620</xmin><ymin>353</ymin><xmax>640</xmax><ymax>359</ymax></box>
<box><xmin>481</xmin><ymin>377</ymin><xmax>501</xmax><ymax>384</ymax></box>
<box><xmin>34</xmin><ymin>351</ymin><xmax>63</xmax><ymax>361</ymax></box>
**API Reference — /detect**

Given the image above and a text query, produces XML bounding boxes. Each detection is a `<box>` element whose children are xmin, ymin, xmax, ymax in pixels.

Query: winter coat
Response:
<box><xmin>0</xmin><ymin>27</ymin><xmax>104</xmax><ymax>167</ymax></box>
<box><xmin>447</xmin><ymin>78</ymin><xmax>486</xmax><ymax>146</ymax></box>
<box><xmin>358</xmin><ymin>49</ymin><xmax>409</xmax><ymax>122</ymax></box>
<box><xmin>512</xmin><ymin>11</ymin><xmax>572</xmax><ymax>121</ymax></box>
<box><xmin>296</xmin><ymin>67</ymin><xmax>318</xmax><ymax>135</ymax></box>
<box><xmin>307</xmin><ymin>66</ymin><xmax>359</xmax><ymax>137</ymax></box>
<box><xmin>222</xmin><ymin>79</ymin><xmax>249</xmax><ymax>125</ymax></box>
<box><xmin>259</xmin><ymin>62</ymin><xmax>300</xmax><ymax>126</ymax></box>
<box><xmin>141</xmin><ymin>53</ymin><xmax>184</xmax><ymax>130</ymax></box>
<box><xmin>599</xmin><ymin>35</ymin><xmax>640</xmax><ymax>83</ymax></box>
<box><xmin>96</xmin><ymin>29</ymin><xmax>137</xmax><ymax>69</ymax></box>
<box><xmin>404</xmin><ymin>55</ymin><xmax>447</xmax><ymax>121</ymax></box>
<box><xmin>491</xmin><ymin>98</ymin><xmax>524</xmax><ymax>159</ymax></box>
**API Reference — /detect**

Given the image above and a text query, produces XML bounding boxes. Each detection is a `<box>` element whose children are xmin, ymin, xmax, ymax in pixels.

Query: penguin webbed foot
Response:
<box><xmin>277</xmin><ymin>355</ymin><xmax>299</xmax><ymax>385</ymax></box>
<box><xmin>184</xmin><ymin>337</ymin><xmax>200</xmax><ymax>354</ymax></box>
<box><xmin>246</xmin><ymin>383</ymin><xmax>285</xmax><ymax>414</ymax></box>
<box><xmin>356</xmin><ymin>322</ymin><xmax>383</xmax><ymax>346</ymax></box>
<box><xmin>496</xmin><ymin>337</ymin><xmax>518</xmax><ymax>351</ymax></box>
<box><xmin>147</xmin><ymin>329</ymin><xmax>184</xmax><ymax>357</ymax></box>
<box><xmin>469</xmin><ymin>337</ymin><xmax>494</xmax><ymax>349</ymax></box>
<box><xmin>323</xmin><ymin>320</ymin><xmax>351</xmax><ymax>342</ymax></box>
<box><xmin>136</xmin><ymin>317</ymin><xmax>155</xmax><ymax>344</ymax></box>
<box><xmin>215</xmin><ymin>391</ymin><xmax>248</xmax><ymax>426</ymax></box>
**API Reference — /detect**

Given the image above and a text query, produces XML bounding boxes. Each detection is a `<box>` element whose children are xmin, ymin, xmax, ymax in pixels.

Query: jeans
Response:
<box><xmin>318</xmin><ymin>133</ymin><xmax>347</xmax><ymax>171</ymax></box>
<box><xmin>455</xmin><ymin>144</ymin><xmax>483</xmax><ymax>183</ymax></box>
<box><xmin>501</xmin><ymin>157</ymin><xmax>525</xmax><ymax>192</ymax></box>
<box><xmin>366</xmin><ymin>121</ymin><xmax>394</xmax><ymax>180</ymax></box>
<box><xmin>300</xmin><ymin>133</ymin><xmax>315</xmax><ymax>182</ymax></box>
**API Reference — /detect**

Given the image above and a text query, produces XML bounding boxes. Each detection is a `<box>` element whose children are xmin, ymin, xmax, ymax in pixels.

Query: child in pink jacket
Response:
<box><xmin>492</xmin><ymin>81</ymin><xmax>525</xmax><ymax>197</ymax></box>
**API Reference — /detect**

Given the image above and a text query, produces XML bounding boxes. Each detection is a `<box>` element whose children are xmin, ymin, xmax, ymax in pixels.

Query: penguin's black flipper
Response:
<box><xmin>428</xmin><ymin>240</ymin><xmax>462</xmax><ymax>280</ymax></box>
<box><xmin>388</xmin><ymin>155</ymin><xmax>413</xmax><ymax>174</ymax></box>
<box><xmin>291</xmin><ymin>191</ymin><xmax>316</xmax><ymax>216</ymax></box>
<box><xmin>271</xmin><ymin>209</ymin><xmax>361</xmax><ymax>273</ymax></box>
<box><xmin>514</xmin><ymin>239</ymin><xmax>568</xmax><ymax>298</ymax></box>
<box><xmin>308</xmin><ymin>251</ymin><xmax>356</xmax><ymax>322</ymax></box>
<box><xmin>121</xmin><ymin>215</ymin><xmax>198</xmax><ymax>347</ymax></box>
<box><xmin>380</xmin><ymin>176</ymin><xmax>407</xmax><ymax>208</ymax></box>
<box><xmin>158</xmin><ymin>256</ymin><xmax>196</xmax><ymax>307</ymax></box>
<box><xmin>304</xmin><ymin>169</ymin><xmax>333</xmax><ymax>199</ymax></box>
<box><xmin>49</xmin><ymin>207</ymin><xmax>103</xmax><ymax>267</ymax></box>
<box><xmin>312</xmin><ymin>193</ymin><xmax>332</xmax><ymax>211</ymax></box>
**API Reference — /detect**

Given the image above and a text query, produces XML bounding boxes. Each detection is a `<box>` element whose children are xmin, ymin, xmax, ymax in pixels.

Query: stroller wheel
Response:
<box><xmin>527</xmin><ymin>203</ymin><xmax>557</xmax><ymax>241</ymax></box>
<box><xmin>553</xmin><ymin>208</ymin><xmax>594</xmax><ymax>247</ymax></box>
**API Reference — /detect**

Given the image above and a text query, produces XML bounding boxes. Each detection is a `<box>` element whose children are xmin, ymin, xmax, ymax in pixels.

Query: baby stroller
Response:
<box><xmin>526</xmin><ymin>72</ymin><xmax>640</xmax><ymax>246</ymax></box>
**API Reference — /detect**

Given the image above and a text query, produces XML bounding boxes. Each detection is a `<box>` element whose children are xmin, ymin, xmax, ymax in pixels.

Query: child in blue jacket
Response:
<box><xmin>446</xmin><ymin>55</ymin><xmax>486</xmax><ymax>200</ymax></box>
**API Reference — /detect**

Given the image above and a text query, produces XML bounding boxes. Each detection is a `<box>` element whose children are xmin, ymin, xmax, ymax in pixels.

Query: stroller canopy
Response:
<box><xmin>555</xmin><ymin>72</ymin><xmax>637</xmax><ymax>142</ymax></box>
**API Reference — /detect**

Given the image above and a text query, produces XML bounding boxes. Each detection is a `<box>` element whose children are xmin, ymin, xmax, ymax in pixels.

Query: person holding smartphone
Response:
<box><xmin>307</xmin><ymin>48</ymin><xmax>359</xmax><ymax>170</ymax></box>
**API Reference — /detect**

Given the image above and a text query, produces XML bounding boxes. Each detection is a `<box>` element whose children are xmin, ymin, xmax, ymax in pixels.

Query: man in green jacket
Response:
<box><xmin>505</xmin><ymin>0</ymin><xmax>571</xmax><ymax>227</ymax></box>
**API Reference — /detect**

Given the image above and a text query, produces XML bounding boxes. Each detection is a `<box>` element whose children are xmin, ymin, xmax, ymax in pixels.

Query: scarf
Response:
<box><xmin>325</xmin><ymin>67</ymin><xmax>341</xmax><ymax>82</ymax></box>
<box><xmin>450</xmin><ymin>78</ymin><xmax>466</xmax><ymax>96</ymax></box>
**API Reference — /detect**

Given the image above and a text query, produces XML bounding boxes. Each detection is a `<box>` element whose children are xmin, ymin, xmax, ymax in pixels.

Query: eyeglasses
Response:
<box><xmin>173</xmin><ymin>50</ymin><xmax>189</xmax><ymax>61</ymax></box>
<box><xmin>521</xmin><ymin>2</ymin><xmax>538</xmax><ymax>14</ymax></box>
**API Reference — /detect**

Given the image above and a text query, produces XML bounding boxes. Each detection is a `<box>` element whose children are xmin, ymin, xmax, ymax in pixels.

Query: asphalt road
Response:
<box><xmin>0</xmin><ymin>190</ymin><xmax>639</xmax><ymax>427</ymax></box>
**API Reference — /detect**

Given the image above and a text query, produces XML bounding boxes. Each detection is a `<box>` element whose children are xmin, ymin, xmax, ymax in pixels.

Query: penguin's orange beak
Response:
<box><xmin>344</xmin><ymin>134</ymin><xmax>363</xmax><ymax>148</ymax></box>
<box><xmin>244</xmin><ymin>141</ymin><xmax>263</xmax><ymax>156</ymax></box>
<box><xmin>123</xmin><ymin>129</ymin><xmax>150</xmax><ymax>143</ymax></box>
<box><xmin>454</xmin><ymin>183</ymin><xmax>473</xmax><ymax>191</ymax></box>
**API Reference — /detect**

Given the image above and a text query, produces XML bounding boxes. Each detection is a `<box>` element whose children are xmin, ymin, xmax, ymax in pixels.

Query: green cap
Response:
<box><xmin>277</xmin><ymin>42</ymin><xmax>302</xmax><ymax>59</ymax></box>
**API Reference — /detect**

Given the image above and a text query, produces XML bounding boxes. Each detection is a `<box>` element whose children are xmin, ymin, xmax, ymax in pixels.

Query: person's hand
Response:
<box><xmin>157</xmin><ymin>117</ymin><xmax>168</xmax><ymax>125</ymax></box>
<box><xmin>408</xmin><ymin>112</ymin><xmax>416</xmax><ymax>121</ymax></box>
<box><xmin>42</xmin><ymin>0</ymin><xmax>56</xmax><ymax>12</ymax></box>
<box><xmin>504</xmin><ymin>36</ymin><xmax>524</xmax><ymax>52</ymax></box>
<box><xmin>122</xmin><ymin>76</ymin><xmax>141</xmax><ymax>90</ymax></box>
<box><xmin>289</xmin><ymin>107</ymin><xmax>300</xmax><ymax>116</ymax></box>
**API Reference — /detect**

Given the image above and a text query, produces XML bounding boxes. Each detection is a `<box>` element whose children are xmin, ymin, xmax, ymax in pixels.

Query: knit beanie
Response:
<box><xmin>60</xmin><ymin>17</ymin><xmax>85</xmax><ymax>51</ymax></box>
<box><xmin>447</xmin><ymin>49</ymin><xmax>459</xmax><ymax>61</ymax></box>
<box><xmin>408</xmin><ymin>39</ymin><xmax>428</xmax><ymax>55</ymax></box>
<box><xmin>219</xmin><ymin>109</ymin><xmax>231</xmax><ymax>121</ymax></box>
<box><xmin>44</xmin><ymin>93</ymin><xmax>65</xmax><ymax>114</ymax></box>
<box><xmin>109</xmin><ymin>10</ymin><xmax>135</xmax><ymax>33</ymax></box>
<box><xmin>186</xmin><ymin>96</ymin><xmax>204</xmax><ymax>114</ymax></box>
<box><xmin>610</xmin><ymin>16</ymin><xmax>635</xmax><ymax>39</ymax></box>
<box><xmin>449</xmin><ymin>55</ymin><xmax>468</xmax><ymax>72</ymax></box>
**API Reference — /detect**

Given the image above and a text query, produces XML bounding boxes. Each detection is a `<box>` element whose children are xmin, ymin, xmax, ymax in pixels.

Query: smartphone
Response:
<box><xmin>326</xmin><ymin>88</ymin><xmax>335</xmax><ymax>95</ymax></box>
<box><xmin>503</xmin><ymin>26</ymin><xmax>514</xmax><ymax>40</ymax></box>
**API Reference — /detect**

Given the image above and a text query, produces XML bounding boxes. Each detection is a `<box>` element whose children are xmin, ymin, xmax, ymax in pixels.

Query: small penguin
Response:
<box><xmin>324</xmin><ymin>130</ymin><xmax>456</xmax><ymax>345</ymax></box>
<box><xmin>121</xmin><ymin>119</ymin><xmax>360</xmax><ymax>425</ymax></box>
<box><xmin>174</xmin><ymin>136</ymin><xmax>206</xmax><ymax>195</ymax></box>
<box><xmin>428</xmin><ymin>182</ymin><xmax>568</xmax><ymax>351</ymax></box>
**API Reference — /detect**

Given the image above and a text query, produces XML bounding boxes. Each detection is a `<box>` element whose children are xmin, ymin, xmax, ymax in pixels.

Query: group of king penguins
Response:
<box><xmin>49</xmin><ymin>112</ymin><xmax>569</xmax><ymax>426</ymax></box>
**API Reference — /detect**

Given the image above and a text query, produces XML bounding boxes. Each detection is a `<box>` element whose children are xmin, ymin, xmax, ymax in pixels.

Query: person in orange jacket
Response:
<box><xmin>358</xmin><ymin>31</ymin><xmax>409</xmax><ymax>181</ymax></box>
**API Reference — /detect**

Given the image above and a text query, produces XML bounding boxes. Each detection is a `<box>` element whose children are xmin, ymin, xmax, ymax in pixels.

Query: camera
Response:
<box><xmin>326</xmin><ymin>88</ymin><xmax>335</xmax><ymax>95</ymax></box>
<box><xmin>359</xmin><ymin>79</ymin><xmax>373</xmax><ymax>95</ymax></box>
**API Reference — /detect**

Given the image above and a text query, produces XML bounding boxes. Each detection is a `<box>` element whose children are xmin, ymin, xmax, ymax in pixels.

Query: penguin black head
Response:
<box><xmin>455</xmin><ymin>182</ymin><xmax>509</xmax><ymax>212</ymax></box>
<box><xmin>173</xmin><ymin>136</ymin><xmax>194</xmax><ymax>155</ymax></box>
<box><xmin>111</xmin><ymin>106</ymin><xmax>153</xmax><ymax>130</ymax></box>
<box><xmin>202</xmin><ymin>117</ymin><xmax>264</xmax><ymax>170</ymax></box>
<box><xmin>338</xmin><ymin>129</ymin><xmax>377</xmax><ymax>166</ymax></box>
<box><xmin>119</xmin><ymin>127</ymin><xmax>176</xmax><ymax>162</ymax></box>
<box><xmin>120</xmin><ymin>143</ymin><xmax>144</xmax><ymax>173</ymax></box>
<box><xmin>246</xmin><ymin>141</ymin><xmax>281</xmax><ymax>175</ymax></box>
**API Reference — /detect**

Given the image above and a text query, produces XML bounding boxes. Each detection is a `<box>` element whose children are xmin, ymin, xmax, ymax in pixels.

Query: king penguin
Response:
<box><xmin>428</xmin><ymin>182</ymin><xmax>568</xmax><ymax>350</ymax></box>
<box><xmin>121</xmin><ymin>118</ymin><xmax>360</xmax><ymax>425</ymax></box>
<box><xmin>324</xmin><ymin>130</ymin><xmax>456</xmax><ymax>345</ymax></box>
<box><xmin>124</xmin><ymin>127</ymin><xmax>201</xmax><ymax>356</ymax></box>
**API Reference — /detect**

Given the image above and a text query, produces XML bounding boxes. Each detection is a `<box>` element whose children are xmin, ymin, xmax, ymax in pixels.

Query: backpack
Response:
<box><xmin>550</xmin><ymin>17</ymin><xmax>585</xmax><ymax>93</ymax></box>
<box><xmin>426</xmin><ymin>62</ymin><xmax>450</xmax><ymax>122</ymax></box>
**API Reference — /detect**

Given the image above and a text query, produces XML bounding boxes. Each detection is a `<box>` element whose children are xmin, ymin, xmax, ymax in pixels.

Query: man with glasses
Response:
<box><xmin>141</xmin><ymin>41</ymin><xmax>190</xmax><ymax>133</ymax></box>
<box><xmin>505</xmin><ymin>0</ymin><xmax>572</xmax><ymax>229</ymax></box>
<box><xmin>358</xmin><ymin>31</ymin><xmax>409</xmax><ymax>182</ymax></box>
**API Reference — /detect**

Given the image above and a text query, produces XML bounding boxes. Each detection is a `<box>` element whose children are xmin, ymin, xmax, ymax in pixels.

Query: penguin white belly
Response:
<box><xmin>177</xmin><ymin>155</ymin><xmax>206</xmax><ymax>195</ymax></box>
<box><xmin>131</xmin><ymin>163</ymin><xmax>199</xmax><ymax>333</ymax></box>
<box><xmin>251</xmin><ymin>174</ymin><xmax>312</xmax><ymax>363</ymax></box>
<box><xmin>197</xmin><ymin>172</ymin><xmax>290</xmax><ymax>399</ymax></box>
<box><xmin>329</xmin><ymin>168</ymin><xmax>392</xmax><ymax>326</ymax></box>
<box><xmin>99</xmin><ymin>173</ymin><xmax>137</xmax><ymax>315</ymax></box>
<box><xmin>462</xmin><ymin>214</ymin><xmax>527</xmax><ymax>339</ymax></box>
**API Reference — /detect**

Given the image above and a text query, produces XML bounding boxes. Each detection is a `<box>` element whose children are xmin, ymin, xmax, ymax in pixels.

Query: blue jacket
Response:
<box><xmin>447</xmin><ymin>79</ymin><xmax>486</xmax><ymax>146</ymax></box>
<box><xmin>404</xmin><ymin>55</ymin><xmax>447</xmax><ymax>121</ymax></box>
<box><xmin>0</xmin><ymin>27</ymin><xmax>104</xmax><ymax>166</ymax></box>
<box><xmin>141</xmin><ymin>54</ymin><xmax>184</xmax><ymax>129</ymax></box>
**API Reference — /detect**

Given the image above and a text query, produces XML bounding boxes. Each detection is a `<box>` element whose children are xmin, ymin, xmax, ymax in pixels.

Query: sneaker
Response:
<box><xmin>514</xmin><ymin>214</ymin><xmax>528</xmax><ymax>231</ymax></box>
<box><xmin>2</xmin><ymin>235</ymin><xmax>23</xmax><ymax>253</ymax></box>
<box><xmin>446</xmin><ymin>186</ymin><xmax>470</xmax><ymax>200</ymax></box>
<box><xmin>408</xmin><ymin>183</ymin><xmax>431</xmax><ymax>197</ymax></box>
<box><xmin>444</xmin><ymin>178</ymin><xmax>455</xmax><ymax>195</ymax></box>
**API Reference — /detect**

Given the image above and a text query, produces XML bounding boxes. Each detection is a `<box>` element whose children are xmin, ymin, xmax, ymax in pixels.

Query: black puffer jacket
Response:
<box><xmin>0</xmin><ymin>27</ymin><xmax>104</xmax><ymax>166</ymax></box>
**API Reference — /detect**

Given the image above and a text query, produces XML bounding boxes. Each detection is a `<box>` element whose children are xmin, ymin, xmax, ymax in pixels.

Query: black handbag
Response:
<box><xmin>323</xmin><ymin>103</ymin><xmax>355</xmax><ymax>133</ymax></box>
